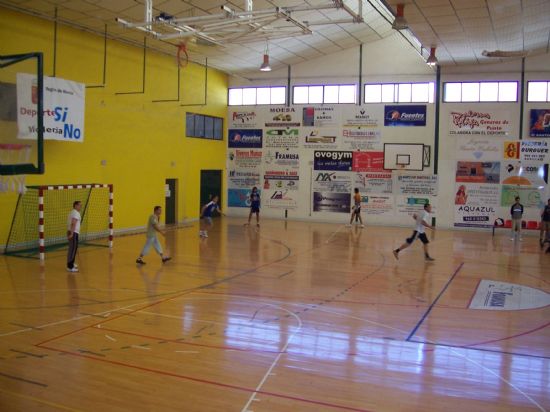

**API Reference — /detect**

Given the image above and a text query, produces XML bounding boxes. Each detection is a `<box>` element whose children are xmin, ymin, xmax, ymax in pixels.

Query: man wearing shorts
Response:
<box><xmin>347</xmin><ymin>188</ymin><xmax>364</xmax><ymax>228</ymax></box>
<box><xmin>393</xmin><ymin>203</ymin><xmax>435</xmax><ymax>261</ymax></box>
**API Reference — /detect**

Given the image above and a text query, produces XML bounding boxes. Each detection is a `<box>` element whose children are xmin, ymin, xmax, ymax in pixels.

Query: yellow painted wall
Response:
<box><xmin>0</xmin><ymin>8</ymin><xmax>228</xmax><ymax>244</ymax></box>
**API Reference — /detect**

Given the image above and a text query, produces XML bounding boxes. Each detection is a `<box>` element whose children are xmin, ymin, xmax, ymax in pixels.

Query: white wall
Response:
<box><xmin>227</xmin><ymin>37</ymin><xmax>550</xmax><ymax>229</ymax></box>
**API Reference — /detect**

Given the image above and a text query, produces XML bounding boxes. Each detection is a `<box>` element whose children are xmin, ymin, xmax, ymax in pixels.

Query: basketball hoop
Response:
<box><xmin>176</xmin><ymin>42</ymin><xmax>189</xmax><ymax>68</ymax></box>
<box><xmin>0</xmin><ymin>143</ymin><xmax>31</xmax><ymax>194</ymax></box>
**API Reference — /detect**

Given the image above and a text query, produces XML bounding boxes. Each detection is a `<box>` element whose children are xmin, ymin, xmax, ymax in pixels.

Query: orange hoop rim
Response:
<box><xmin>176</xmin><ymin>42</ymin><xmax>189</xmax><ymax>68</ymax></box>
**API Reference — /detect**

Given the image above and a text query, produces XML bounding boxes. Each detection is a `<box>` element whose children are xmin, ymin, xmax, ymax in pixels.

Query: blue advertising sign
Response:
<box><xmin>313</xmin><ymin>150</ymin><xmax>353</xmax><ymax>171</ymax></box>
<box><xmin>529</xmin><ymin>109</ymin><xmax>550</xmax><ymax>137</ymax></box>
<box><xmin>228</xmin><ymin>129</ymin><xmax>263</xmax><ymax>148</ymax></box>
<box><xmin>228</xmin><ymin>188</ymin><xmax>253</xmax><ymax>207</ymax></box>
<box><xmin>384</xmin><ymin>105</ymin><xmax>427</xmax><ymax>127</ymax></box>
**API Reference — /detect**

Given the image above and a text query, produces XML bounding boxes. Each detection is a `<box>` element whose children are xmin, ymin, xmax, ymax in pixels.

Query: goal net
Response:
<box><xmin>4</xmin><ymin>184</ymin><xmax>113</xmax><ymax>259</ymax></box>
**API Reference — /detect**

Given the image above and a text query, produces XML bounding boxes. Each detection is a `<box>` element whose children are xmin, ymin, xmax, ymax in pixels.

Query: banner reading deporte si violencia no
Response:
<box><xmin>17</xmin><ymin>73</ymin><xmax>85</xmax><ymax>142</ymax></box>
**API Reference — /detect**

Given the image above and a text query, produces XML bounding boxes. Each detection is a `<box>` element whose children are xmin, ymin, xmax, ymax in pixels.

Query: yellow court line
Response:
<box><xmin>0</xmin><ymin>387</ymin><xmax>83</xmax><ymax>412</ymax></box>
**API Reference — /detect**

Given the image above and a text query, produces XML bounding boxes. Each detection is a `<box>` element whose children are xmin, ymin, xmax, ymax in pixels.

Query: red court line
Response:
<box><xmin>97</xmin><ymin>326</ymin><xmax>284</xmax><ymax>354</ymax></box>
<box><xmin>465</xmin><ymin>279</ymin><xmax>481</xmax><ymax>309</ymax></box>
<box><xmin>36</xmin><ymin>344</ymin><xmax>372</xmax><ymax>412</ymax></box>
<box><xmin>34</xmin><ymin>288</ymin><xmax>196</xmax><ymax>347</ymax></box>
<box><xmin>464</xmin><ymin>321</ymin><xmax>550</xmax><ymax>348</ymax></box>
<box><xmin>195</xmin><ymin>290</ymin><xmax>468</xmax><ymax>310</ymax></box>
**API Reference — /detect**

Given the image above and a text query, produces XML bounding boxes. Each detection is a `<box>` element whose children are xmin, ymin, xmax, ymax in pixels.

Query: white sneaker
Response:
<box><xmin>74</xmin><ymin>264</ymin><xmax>78</xmax><ymax>269</ymax></box>
<box><xmin>66</xmin><ymin>267</ymin><xmax>78</xmax><ymax>273</ymax></box>
<box><xmin>203</xmin><ymin>232</ymin><xmax>208</xmax><ymax>238</ymax></box>
<box><xmin>360</xmin><ymin>225</ymin><xmax>365</xmax><ymax>228</ymax></box>
<box><xmin>346</xmin><ymin>224</ymin><xmax>352</xmax><ymax>227</ymax></box>
<box><xmin>510</xmin><ymin>237</ymin><xmax>515</xmax><ymax>241</ymax></box>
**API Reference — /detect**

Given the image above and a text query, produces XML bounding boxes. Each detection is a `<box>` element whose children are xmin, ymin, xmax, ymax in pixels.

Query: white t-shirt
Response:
<box><xmin>67</xmin><ymin>209</ymin><xmax>81</xmax><ymax>234</ymax></box>
<box><xmin>415</xmin><ymin>210</ymin><xmax>430</xmax><ymax>234</ymax></box>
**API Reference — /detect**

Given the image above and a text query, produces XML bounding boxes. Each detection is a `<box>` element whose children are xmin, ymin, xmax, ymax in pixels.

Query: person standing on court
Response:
<box><xmin>200</xmin><ymin>195</ymin><xmax>223</xmax><ymax>238</ymax></box>
<box><xmin>540</xmin><ymin>198</ymin><xmax>550</xmax><ymax>247</ymax></box>
<box><xmin>136</xmin><ymin>206</ymin><xmax>171</xmax><ymax>264</ymax></box>
<box><xmin>245</xmin><ymin>186</ymin><xmax>260</xmax><ymax>227</ymax></box>
<box><xmin>393</xmin><ymin>203</ymin><xmax>435</xmax><ymax>261</ymax></box>
<box><xmin>347</xmin><ymin>188</ymin><xmax>364</xmax><ymax>228</ymax></box>
<box><xmin>510</xmin><ymin>196</ymin><xmax>524</xmax><ymax>241</ymax></box>
<box><xmin>67</xmin><ymin>200</ymin><xmax>82</xmax><ymax>272</ymax></box>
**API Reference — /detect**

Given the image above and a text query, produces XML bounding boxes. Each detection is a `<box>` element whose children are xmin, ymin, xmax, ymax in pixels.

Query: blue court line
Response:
<box><xmin>406</xmin><ymin>261</ymin><xmax>464</xmax><ymax>342</ymax></box>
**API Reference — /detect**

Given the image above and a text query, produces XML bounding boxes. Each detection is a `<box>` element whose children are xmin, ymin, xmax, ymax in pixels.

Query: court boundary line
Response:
<box><xmin>406</xmin><ymin>261</ymin><xmax>464</xmax><ymax>341</ymax></box>
<box><xmin>408</xmin><ymin>339</ymin><xmax>550</xmax><ymax>360</ymax></box>
<box><xmin>35</xmin><ymin>344</ymin><xmax>372</xmax><ymax>412</ymax></box>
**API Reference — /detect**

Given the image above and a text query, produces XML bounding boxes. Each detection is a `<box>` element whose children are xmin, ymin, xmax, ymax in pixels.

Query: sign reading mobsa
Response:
<box><xmin>17</xmin><ymin>73</ymin><xmax>85</xmax><ymax>142</ymax></box>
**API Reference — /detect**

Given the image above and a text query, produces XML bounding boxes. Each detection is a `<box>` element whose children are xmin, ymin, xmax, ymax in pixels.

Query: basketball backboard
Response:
<box><xmin>0</xmin><ymin>52</ymin><xmax>44</xmax><ymax>176</ymax></box>
<box><xmin>383</xmin><ymin>143</ymin><xmax>425</xmax><ymax>171</ymax></box>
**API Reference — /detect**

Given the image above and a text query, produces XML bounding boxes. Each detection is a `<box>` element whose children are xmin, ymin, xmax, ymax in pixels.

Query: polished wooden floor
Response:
<box><xmin>0</xmin><ymin>218</ymin><xmax>548</xmax><ymax>412</ymax></box>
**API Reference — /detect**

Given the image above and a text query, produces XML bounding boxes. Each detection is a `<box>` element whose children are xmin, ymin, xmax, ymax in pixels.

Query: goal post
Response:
<box><xmin>5</xmin><ymin>183</ymin><xmax>113</xmax><ymax>259</ymax></box>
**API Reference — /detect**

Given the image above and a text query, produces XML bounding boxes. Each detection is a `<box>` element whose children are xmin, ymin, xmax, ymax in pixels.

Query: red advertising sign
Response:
<box><xmin>352</xmin><ymin>151</ymin><xmax>384</xmax><ymax>172</ymax></box>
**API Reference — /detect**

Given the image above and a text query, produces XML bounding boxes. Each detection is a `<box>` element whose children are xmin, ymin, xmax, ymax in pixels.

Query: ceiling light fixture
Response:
<box><xmin>426</xmin><ymin>47</ymin><xmax>438</xmax><ymax>66</ymax></box>
<box><xmin>392</xmin><ymin>4</ymin><xmax>408</xmax><ymax>31</ymax></box>
<box><xmin>260</xmin><ymin>42</ymin><xmax>272</xmax><ymax>72</ymax></box>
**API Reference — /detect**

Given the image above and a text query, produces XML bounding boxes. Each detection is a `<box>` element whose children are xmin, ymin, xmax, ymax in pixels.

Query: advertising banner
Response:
<box><xmin>314</xmin><ymin>150</ymin><xmax>353</xmax><ymax>171</ymax></box>
<box><xmin>313</xmin><ymin>171</ymin><xmax>352</xmax><ymax>193</ymax></box>
<box><xmin>352</xmin><ymin>151</ymin><xmax>384</xmax><ymax>172</ymax></box>
<box><xmin>520</xmin><ymin>140</ymin><xmax>549</xmax><ymax>163</ymax></box>
<box><xmin>302</xmin><ymin>106</ymin><xmax>339</xmax><ymax>127</ymax></box>
<box><xmin>229</xmin><ymin>110</ymin><xmax>258</xmax><ymax>129</ymax></box>
<box><xmin>265</xmin><ymin>107</ymin><xmax>300</xmax><ymax>127</ymax></box>
<box><xmin>455</xmin><ymin>137</ymin><xmax>502</xmax><ymax>161</ymax></box>
<box><xmin>456</xmin><ymin>161</ymin><xmax>500</xmax><ymax>184</ymax></box>
<box><xmin>264</xmin><ymin>189</ymin><xmax>298</xmax><ymax>209</ymax></box>
<box><xmin>264</xmin><ymin>128</ymin><xmax>300</xmax><ymax>148</ymax></box>
<box><xmin>228</xmin><ymin>129</ymin><xmax>262</xmax><ymax>148</ymax></box>
<box><xmin>313</xmin><ymin>192</ymin><xmax>350</xmax><ymax>213</ymax></box>
<box><xmin>449</xmin><ymin>109</ymin><xmax>511</xmax><ymax>136</ymax></box>
<box><xmin>501</xmin><ymin>161</ymin><xmax>548</xmax><ymax>187</ymax></box>
<box><xmin>264</xmin><ymin>150</ymin><xmax>300</xmax><ymax>168</ymax></box>
<box><xmin>503</xmin><ymin>141</ymin><xmax>521</xmax><ymax>159</ymax></box>
<box><xmin>343</xmin><ymin>108</ymin><xmax>380</xmax><ymax>127</ymax></box>
<box><xmin>529</xmin><ymin>109</ymin><xmax>550</xmax><ymax>137</ymax></box>
<box><xmin>228</xmin><ymin>188</ymin><xmax>254</xmax><ymax>208</ymax></box>
<box><xmin>342</xmin><ymin>127</ymin><xmax>381</xmax><ymax>151</ymax></box>
<box><xmin>395</xmin><ymin>174</ymin><xmax>438</xmax><ymax>197</ymax></box>
<box><xmin>228</xmin><ymin>149</ymin><xmax>262</xmax><ymax>169</ymax></box>
<box><xmin>303</xmin><ymin>128</ymin><xmax>339</xmax><ymax>150</ymax></box>
<box><xmin>395</xmin><ymin>196</ymin><xmax>432</xmax><ymax>216</ymax></box>
<box><xmin>501</xmin><ymin>186</ymin><xmax>544</xmax><ymax>208</ymax></box>
<box><xmin>228</xmin><ymin>169</ymin><xmax>261</xmax><ymax>188</ymax></box>
<box><xmin>17</xmin><ymin>73</ymin><xmax>85</xmax><ymax>142</ymax></box>
<box><xmin>454</xmin><ymin>183</ymin><xmax>500</xmax><ymax>228</ymax></box>
<box><xmin>354</xmin><ymin>172</ymin><xmax>392</xmax><ymax>194</ymax></box>
<box><xmin>263</xmin><ymin>169</ymin><xmax>299</xmax><ymax>191</ymax></box>
<box><xmin>384</xmin><ymin>105</ymin><xmax>427</xmax><ymax>127</ymax></box>
<box><xmin>362</xmin><ymin>195</ymin><xmax>394</xmax><ymax>216</ymax></box>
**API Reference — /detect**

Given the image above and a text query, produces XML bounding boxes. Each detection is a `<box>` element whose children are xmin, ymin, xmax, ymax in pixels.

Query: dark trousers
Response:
<box><xmin>67</xmin><ymin>233</ymin><xmax>79</xmax><ymax>268</ymax></box>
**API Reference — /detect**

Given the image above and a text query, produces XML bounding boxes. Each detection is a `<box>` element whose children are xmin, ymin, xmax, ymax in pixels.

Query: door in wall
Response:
<box><xmin>200</xmin><ymin>170</ymin><xmax>222</xmax><ymax>216</ymax></box>
<box><xmin>165</xmin><ymin>178</ymin><xmax>177</xmax><ymax>225</ymax></box>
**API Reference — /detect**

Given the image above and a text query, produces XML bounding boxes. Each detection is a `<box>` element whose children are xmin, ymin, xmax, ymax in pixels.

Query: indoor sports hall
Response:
<box><xmin>0</xmin><ymin>1</ymin><xmax>549</xmax><ymax>411</ymax></box>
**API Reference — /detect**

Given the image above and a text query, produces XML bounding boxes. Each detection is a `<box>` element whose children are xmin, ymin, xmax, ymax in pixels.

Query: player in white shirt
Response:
<box><xmin>393</xmin><ymin>203</ymin><xmax>435</xmax><ymax>261</ymax></box>
<box><xmin>67</xmin><ymin>201</ymin><xmax>82</xmax><ymax>272</ymax></box>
